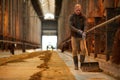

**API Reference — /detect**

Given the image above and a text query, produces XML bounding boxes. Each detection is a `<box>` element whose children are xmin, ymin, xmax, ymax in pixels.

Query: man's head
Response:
<box><xmin>74</xmin><ymin>4</ymin><xmax>82</xmax><ymax>15</ymax></box>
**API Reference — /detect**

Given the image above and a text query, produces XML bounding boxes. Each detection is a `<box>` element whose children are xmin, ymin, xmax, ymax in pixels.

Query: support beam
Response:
<box><xmin>31</xmin><ymin>0</ymin><xmax>43</xmax><ymax>20</ymax></box>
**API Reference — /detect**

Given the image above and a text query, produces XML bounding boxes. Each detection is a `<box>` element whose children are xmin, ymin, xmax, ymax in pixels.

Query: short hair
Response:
<box><xmin>74</xmin><ymin>4</ymin><xmax>81</xmax><ymax>9</ymax></box>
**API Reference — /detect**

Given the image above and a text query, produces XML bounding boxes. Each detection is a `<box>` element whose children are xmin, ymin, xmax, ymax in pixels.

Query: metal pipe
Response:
<box><xmin>86</xmin><ymin>15</ymin><xmax>120</xmax><ymax>33</ymax></box>
<box><xmin>0</xmin><ymin>40</ymin><xmax>21</xmax><ymax>44</ymax></box>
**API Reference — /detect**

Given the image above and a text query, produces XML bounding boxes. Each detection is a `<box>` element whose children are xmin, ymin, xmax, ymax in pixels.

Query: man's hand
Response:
<box><xmin>82</xmin><ymin>32</ymin><xmax>86</xmax><ymax>39</ymax></box>
<box><xmin>78</xmin><ymin>30</ymin><xmax>83</xmax><ymax>34</ymax></box>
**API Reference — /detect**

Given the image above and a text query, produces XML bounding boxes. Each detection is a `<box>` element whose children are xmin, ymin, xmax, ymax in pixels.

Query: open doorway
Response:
<box><xmin>42</xmin><ymin>35</ymin><xmax>57</xmax><ymax>50</ymax></box>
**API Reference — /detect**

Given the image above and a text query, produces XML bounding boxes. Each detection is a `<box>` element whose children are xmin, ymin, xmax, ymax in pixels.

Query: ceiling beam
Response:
<box><xmin>31</xmin><ymin>0</ymin><xmax>44</xmax><ymax>20</ymax></box>
<box><xmin>55</xmin><ymin>0</ymin><xmax>63</xmax><ymax>19</ymax></box>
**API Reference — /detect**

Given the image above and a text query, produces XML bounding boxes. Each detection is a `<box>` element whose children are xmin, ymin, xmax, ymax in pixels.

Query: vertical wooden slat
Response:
<box><xmin>4</xmin><ymin>0</ymin><xmax>9</xmax><ymax>37</ymax></box>
<box><xmin>16</xmin><ymin>0</ymin><xmax>19</xmax><ymax>40</ymax></box>
<box><xmin>19</xmin><ymin>0</ymin><xmax>23</xmax><ymax>42</ymax></box>
<box><xmin>12</xmin><ymin>0</ymin><xmax>15</xmax><ymax>40</ymax></box>
<box><xmin>9</xmin><ymin>0</ymin><xmax>12</xmax><ymax>38</ymax></box>
<box><xmin>0</xmin><ymin>0</ymin><xmax>2</xmax><ymax>35</ymax></box>
<box><xmin>2</xmin><ymin>0</ymin><xmax>5</xmax><ymax>37</ymax></box>
<box><xmin>8</xmin><ymin>0</ymin><xmax>10</xmax><ymax>38</ymax></box>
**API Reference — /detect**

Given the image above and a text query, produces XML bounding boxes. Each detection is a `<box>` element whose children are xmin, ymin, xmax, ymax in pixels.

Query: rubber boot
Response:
<box><xmin>73</xmin><ymin>56</ymin><xmax>78</xmax><ymax>70</ymax></box>
<box><xmin>80</xmin><ymin>55</ymin><xmax>85</xmax><ymax>63</ymax></box>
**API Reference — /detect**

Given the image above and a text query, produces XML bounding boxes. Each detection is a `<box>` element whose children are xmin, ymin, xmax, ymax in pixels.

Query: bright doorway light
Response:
<box><xmin>42</xmin><ymin>35</ymin><xmax>57</xmax><ymax>50</ymax></box>
<box><xmin>44</xmin><ymin>13</ymin><xmax>55</xmax><ymax>19</ymax></box>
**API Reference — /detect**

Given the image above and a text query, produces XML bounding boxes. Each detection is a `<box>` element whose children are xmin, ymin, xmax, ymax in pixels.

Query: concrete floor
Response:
<box><xmin>57</xmin><ymin>50</ymin><xmax>117</xmax><ymax>80</ymax></box>
<box><xmin>0</xmin><ymin>50</ymin><xmax>117</xmax><ymax>80</ymax></box>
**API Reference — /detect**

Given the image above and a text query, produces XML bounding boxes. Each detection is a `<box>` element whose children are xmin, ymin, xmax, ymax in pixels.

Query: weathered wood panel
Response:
<box><xmin>0</xmin><ymin>0</ymin><xmax>42</xmax><ymax>50</ymax></box>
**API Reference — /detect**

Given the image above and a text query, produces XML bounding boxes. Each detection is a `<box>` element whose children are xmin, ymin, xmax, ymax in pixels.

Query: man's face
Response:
<box><xmin>74</xmin><ymin>5</ymin><xmax>81</xmax><ymax>15</ymax></box>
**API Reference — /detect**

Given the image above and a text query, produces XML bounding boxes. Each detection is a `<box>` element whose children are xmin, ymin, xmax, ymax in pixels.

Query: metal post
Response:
<box><xmin>22</xmin><ymin>0</ymin><xmax>27</xmax><ymax>52</ymax></box>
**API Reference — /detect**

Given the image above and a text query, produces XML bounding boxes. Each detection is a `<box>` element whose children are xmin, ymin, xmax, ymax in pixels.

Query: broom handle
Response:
<box><xmin>83</xmin><ymin>39</ymin><xmax>88</xmax><ymax>56</ymax></box>
<box><xmin>86</xmin><ymin>15</ymin><xmax>120</xmax><ymax>33</ymax></box>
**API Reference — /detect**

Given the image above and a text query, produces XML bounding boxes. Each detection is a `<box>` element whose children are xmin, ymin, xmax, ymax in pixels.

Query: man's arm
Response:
<box><xmin>69</xmin><ymin>15</ymin><xmax>83</xmax><ymax>34</ymax></box>
<box><xmin>82</xmin><ymin>16</ymin><xmax>88</xmax><ymax>39</ymax></box>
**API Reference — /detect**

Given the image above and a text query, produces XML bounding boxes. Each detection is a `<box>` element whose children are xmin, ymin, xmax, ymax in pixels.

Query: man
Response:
<box><xmin>69</xmin><ymin>4</ymin><xmax>87</xmax><ymax>70</ymax></box>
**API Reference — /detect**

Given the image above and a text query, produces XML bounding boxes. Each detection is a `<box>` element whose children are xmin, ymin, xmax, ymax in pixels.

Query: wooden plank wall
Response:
<box><xmin>0</xmin><ymin>0</ymin><xmax>41</xmax><ymax>50</ymax></box>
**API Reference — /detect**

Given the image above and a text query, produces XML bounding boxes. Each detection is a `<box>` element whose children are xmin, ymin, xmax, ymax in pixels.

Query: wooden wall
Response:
<box><xmin>0</xmin><ymin>0</ymin><xmax>42</xmax><ymax>50</ymax></box>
